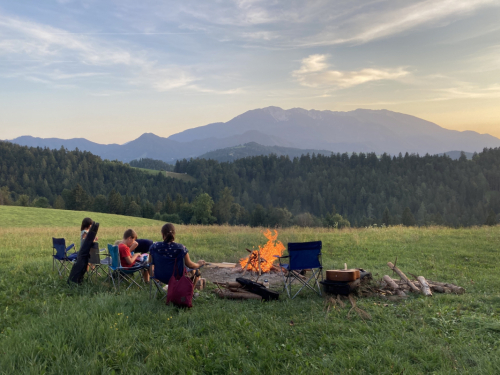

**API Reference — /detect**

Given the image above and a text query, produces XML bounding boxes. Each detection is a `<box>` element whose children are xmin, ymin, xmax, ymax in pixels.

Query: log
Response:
<box><xmin>212</xmin><ymin>290</ymin><xmax>262</xmax><ymax>300</ymax></box>
<box><xmin>206</xmin><ymin>262</ymin><xmax>237</xmax><ymax>268</ymax></box>
<box><xmin>383</xmin><ymin>275</ymin><xmax>400</xmax><ymax>290</ymax></box>
<box><xmin>417</xmin><ymin>276</ymin><xmax>432</xmax><ymax>296</ymax></box>
<box><xmin>387</xmin><ymin>262</ymin><xmax>420</xmax><ymax>293</ymax></box>
<box><xmin>226</xmin><ymin>281</ymin><xmax>243</xmax><ymax>288</ymax></box>
<box><xmin>427</xmin><ymin>281</ymin><xmax>465</xmax><ymax>295</ymax></box>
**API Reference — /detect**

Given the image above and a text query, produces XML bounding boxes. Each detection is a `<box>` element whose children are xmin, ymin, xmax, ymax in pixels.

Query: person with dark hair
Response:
<box><xmin>149</xmin><ymin>223</ymin><xmax>205</xmax><ymax>286</ymax></box>
<box><xmin>118</xmin><ymin>229</ymin><xmax>149</xmax><ymax>283</ymax></box>
<box><xmin>80</xmin><ymin>217</ymin><xmax>97</xmax><ymax>249</ymax></box>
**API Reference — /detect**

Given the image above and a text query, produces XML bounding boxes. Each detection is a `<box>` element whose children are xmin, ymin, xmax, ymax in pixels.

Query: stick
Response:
<box><xmin>258</xmin><ymin>249</ymin><xmax>262</xmax><ymax>276</ymax></box>
<box><xmin>383</xmin><ymin>275</ymin><xmax>400</xmax><ymax>290</ymax></box>
<box><xmin>387</xmin><ymin>262</ymin><xmax>420</xmax><ymax>293</ymax></box>
<box><xmin>393</xmin><ymin>256</ymin><xmax>397</xmax><ymax>276</ymax></box>
<box><xmin>242</xmin><ymin>256</ymin><xmax>252</xmax><ymax>276</ymax></box>
<box><xmin>417</xmin><ymin>276</ymin><xmax>432</xmax><ymax>296</ymax></box>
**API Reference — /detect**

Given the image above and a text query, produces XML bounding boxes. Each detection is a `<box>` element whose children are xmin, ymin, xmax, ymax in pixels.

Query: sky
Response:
<box><xmin>1</xmin><ymin>0</ymin><xmax>500</xmax><ymax>144</ymax></box>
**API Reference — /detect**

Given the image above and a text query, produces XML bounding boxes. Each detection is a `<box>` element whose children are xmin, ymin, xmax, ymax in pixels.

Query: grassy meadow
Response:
<box><xmin>0</xmin><ymin>206</ymin><xmax>499</xmax><ymax>374</ymax></box>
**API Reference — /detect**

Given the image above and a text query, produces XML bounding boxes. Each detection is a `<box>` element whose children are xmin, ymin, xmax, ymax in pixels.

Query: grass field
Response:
<box><xmin>129</xmin><ymin>167</ymin><xmax>196</xmax><ymax>183</ymax></box>
<box><xmin>0</xmin><ymin>206</ymin><xmax>499</xmax><ymax>374</ymax></box>
<box><xmin>131</xmin><ymin>167</ymin><xmax>164</xmax><ymax>176</ymax></box>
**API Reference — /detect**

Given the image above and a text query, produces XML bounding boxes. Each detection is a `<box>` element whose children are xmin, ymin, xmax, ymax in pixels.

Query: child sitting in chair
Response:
<box><xmin>117</xmin><ymin>229</ymin><xmax>150</xmax><ymax>283</ymax></box>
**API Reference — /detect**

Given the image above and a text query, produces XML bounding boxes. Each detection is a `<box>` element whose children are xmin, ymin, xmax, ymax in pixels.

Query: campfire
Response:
<box><xmin>239</xmin><ymin>229</ymin><xmax>285</xmax><ymax>274</ymax></box>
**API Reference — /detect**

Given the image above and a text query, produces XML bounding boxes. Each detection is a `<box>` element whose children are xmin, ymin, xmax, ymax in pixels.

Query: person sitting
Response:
<box><xmin>130</xmin><ymin>238</ymin><xmax>154</xmax><ymax>254</ymax></box>
<box><xmin>117</xmin><ymin>229</ymin><xmax>150</xmax><ymax>283</ymax></box>
<box><xmin>149</xmin><ymin>223</ymin><xmax>205</xmax><ymax>286</ymax></box>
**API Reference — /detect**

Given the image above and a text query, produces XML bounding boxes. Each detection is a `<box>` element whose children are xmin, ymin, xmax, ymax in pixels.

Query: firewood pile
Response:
<box><xmin>358</xmin><ymin>261</ymin><xmax>465</xmax><ymax>299</ymax></box>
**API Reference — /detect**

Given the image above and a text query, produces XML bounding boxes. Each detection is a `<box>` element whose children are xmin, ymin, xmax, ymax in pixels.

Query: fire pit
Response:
<box><xmin>239</xmin><ymin>229</ymin><xmax>284</xmax><ymax>275</ymax></box>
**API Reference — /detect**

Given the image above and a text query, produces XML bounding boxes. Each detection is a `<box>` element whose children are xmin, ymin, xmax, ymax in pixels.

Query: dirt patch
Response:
<box><xmin>201</xmin><ymin>266</ymin><xmax>285</xmax><ymax>287</ymax></box>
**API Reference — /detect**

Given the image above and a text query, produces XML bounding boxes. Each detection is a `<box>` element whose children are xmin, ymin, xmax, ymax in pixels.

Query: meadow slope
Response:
<box><xmin>0</xmin><ymin>206</ymin><xmax>499</xmax><ymax>374</ymax></box>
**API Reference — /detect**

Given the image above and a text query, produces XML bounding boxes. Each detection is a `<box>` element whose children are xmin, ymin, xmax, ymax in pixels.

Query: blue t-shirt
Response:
<box><xmin>149</xmin><ymin>241</ymin><xmax>188</xmax><ymax>259</ymax></box>
<box><xmin>135</xmin><ymin>239</ymin><xmax>153</xmax><ymax>253</ymax></box>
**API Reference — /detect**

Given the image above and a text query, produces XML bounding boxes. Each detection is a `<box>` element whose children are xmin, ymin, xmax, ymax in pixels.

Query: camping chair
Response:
<box><xmin>52</xmin><ymin>238</ymin><xmax>78</xmax><ymax>277</ymax></box>
<box><xmin>87</xmin><ymin>246</ymin><xmax>112</xmax><ymax>283</ymax></box>
<box><xmin>106</xmin><ymin>244</ymin><xmax>148</xmax><ymax>291</ymax></box>
<box><xmin>149</xmin><ymin>247</ymin><xmax>185</xmax><ymax>301</ymax></box>
<box><xmin>275</xmin><ymin>241</ymin><xmax>323</xmax><ymax>299</ymax></box>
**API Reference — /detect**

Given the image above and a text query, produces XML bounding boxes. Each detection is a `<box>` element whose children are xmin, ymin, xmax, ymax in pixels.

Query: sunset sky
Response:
<box><xmin>1</xmin><ymin>0</ymin><xmax>500</xmax><ymax>144</ymax></box>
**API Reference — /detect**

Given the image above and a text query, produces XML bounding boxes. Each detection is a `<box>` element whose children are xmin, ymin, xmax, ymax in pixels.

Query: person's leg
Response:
<box><xmin>142</xmin><ymin>269</ymin><xmax>150</xmax><ymax>283</ymax></box>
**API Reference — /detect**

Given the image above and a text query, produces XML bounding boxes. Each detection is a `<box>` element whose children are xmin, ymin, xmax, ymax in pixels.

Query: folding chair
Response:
<box><xmin>106</xmin><ymin>244</ymin><xmax>148</xmax><ymax>291</ymax></box>
<box><xmin>52</xmin><ymin>238</ymin><xmax>78</xmax><ymax>277</ymax></box>
<box><xmin>275</xmin><ymin>241</ymin><xmax>323</xmax><ymax>299</ymax></box>
<box><xmin>87</xmin><ymin>246</ymin><xmax>112</xmax><ymax>283</ymax></box>
<box><xmin>149</xmin><ymin>247</ymin><xmax>185</xmax><ymax>301</ymax></box>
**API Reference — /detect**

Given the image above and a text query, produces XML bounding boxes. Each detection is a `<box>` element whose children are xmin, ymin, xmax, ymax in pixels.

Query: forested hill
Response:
<box><xmin>1</xmin><ymin>140</ymin><xmax>500</xmax><ymax>227</ymax></box>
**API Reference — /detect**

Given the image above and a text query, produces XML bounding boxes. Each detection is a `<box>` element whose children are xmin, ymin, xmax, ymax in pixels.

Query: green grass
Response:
<box><xmin>131</xmin><ymin>166</ymin><xmax>163</xmax><ymax>175</ymax></box>
<box><xmin>165</xmin><ymin>171</ymin><xmax>196</xmax><ymax>182</ymax></box>
<box><xmin>0</xmin><ymin>206</ymin><xmax>162</xmax><ymax>228</ymax></box>
<box><xmin>0</xmin><ymin>208</ymin><xmax>499</xmax><ymax>374</ymax></box>
<box><xmin>130</xmin><ymin>167</ymin><xmax>196</xmax><ymax>183</ymax></box>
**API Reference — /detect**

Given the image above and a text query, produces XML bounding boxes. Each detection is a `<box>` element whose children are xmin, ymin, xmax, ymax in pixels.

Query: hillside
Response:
<box><xmin>3</xmin><ymin>140</ymin><xmax>500</xmax><ymax>228</ymax></box>
<box><xmin>9</xmin><ymin>107</ymin><xmax>500</xmax><ymax>162</ymax></box>
<box><xmin>198</xmin><ymin>142</ymin><xmax>334</xmax><ymax>162</ymax></box>
<box><xmin>0</xmin><ymin>205</ymin><xmax>162</xmax><ymax>228</ymax></box>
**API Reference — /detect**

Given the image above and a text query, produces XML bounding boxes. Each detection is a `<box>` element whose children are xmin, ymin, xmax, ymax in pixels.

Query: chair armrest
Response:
<box><xmin>66</xmin><ymin>243</ymin><xmax>75</xmax><ymax>252</ymax></box>
<box><xmin>274</xmin><ymin>255</ymin><xmax>289</xmax><ymax>258</ymax></box>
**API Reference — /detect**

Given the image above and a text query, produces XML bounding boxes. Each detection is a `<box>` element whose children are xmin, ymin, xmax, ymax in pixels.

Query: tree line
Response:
<box><xmin>1</xmin><ymin>140</ymin><xmax>499</xmax><ymax>227</ymax></box>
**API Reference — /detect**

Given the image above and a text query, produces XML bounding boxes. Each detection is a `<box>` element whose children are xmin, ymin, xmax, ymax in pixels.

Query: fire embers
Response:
<box><xmin>239</xmin><ymin>229</ymin><xmax>285</xmax><ymax>273</ymax></box>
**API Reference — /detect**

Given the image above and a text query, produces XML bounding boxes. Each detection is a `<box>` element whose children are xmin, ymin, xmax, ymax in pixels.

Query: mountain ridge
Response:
<box><xmin>8</xmin><ymin>106</ymin><xmax>500</xmax><ymax>162</ymax></box>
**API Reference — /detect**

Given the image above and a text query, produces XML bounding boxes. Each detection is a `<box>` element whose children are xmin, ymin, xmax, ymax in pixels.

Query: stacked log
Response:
<box><xmin>378</xmin><ymin>262</ymin><xmax>465</xmax><ymax>297</ymax></box>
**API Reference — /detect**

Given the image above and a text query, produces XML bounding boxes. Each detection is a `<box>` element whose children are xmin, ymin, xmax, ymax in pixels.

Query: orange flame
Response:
<box><xmin>239</xmin><ymin>229</ymin><xmax>285</xmax><ymax>273</ymax></box>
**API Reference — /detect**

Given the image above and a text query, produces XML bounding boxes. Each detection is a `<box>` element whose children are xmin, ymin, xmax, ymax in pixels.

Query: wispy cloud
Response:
<box><xmin>295</xmin><ymin>0</ymin><xmax>499</xmax><ymax>46</ymax></box>
<box><xmin>0</xmin><ymin>12</ymin><xmax>240</xmax><ymax>94</ymax></box>
<box><xmin>292</xmin><ymin>54</ymin><xmax>409</xmax><ymax>88</ymax></box>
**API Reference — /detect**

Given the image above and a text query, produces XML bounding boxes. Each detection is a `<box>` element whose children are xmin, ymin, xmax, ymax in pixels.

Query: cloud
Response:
<box><xmin>296</xmin><ymin>0</ymin><xmax>499</xmax><ymax>46</ymax></box>
<box><xmin>292</xmin><ymin>54</ymin><xmax>409</xmax><ymax>88</ymax></box>
<box><xmin>0</xmin><ymin>12</ymin><xmax>228</xmax><ymax>93</ymax></box>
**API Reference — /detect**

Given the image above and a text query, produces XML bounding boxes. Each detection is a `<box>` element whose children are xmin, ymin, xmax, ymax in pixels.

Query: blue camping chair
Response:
<box><xmin>52</xmin><ymin>238</ymin><xmax>77</xmax><ymax>277</ymax></box>
<box><xmin>275</xmin><ymin>241</ymin><xmax>323</xmax><ymax>299</ymax></box>
<box><xmin>106</xmin><ymin>244</ymin><xmax>148</xmax><ymax>291</ymax></box>
<box><xmin>149</xmin><ymin>246</ymin><xmax>185</xmax><ymax>300</ymax></box>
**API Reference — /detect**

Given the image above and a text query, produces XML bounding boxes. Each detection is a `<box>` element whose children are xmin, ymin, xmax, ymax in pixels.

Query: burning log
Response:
<box><xmin>239</xmin><ymin>229</ymin><xmax>285</xmax><ymax>274</ymax></box>
<box><xmin>417</xmin><ymin>276</ymin><xmax>432</xmax><ymax>296</ymax></box>
<box><xmin>387</xmin><ymin>262</ymin><xmax>420</xmax><ymax>293</ymax></box>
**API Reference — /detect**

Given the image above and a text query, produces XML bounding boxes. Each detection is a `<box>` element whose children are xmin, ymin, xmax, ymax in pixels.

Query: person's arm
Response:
<box><xmin>123</xmin><ymin>253</ymin><xmax>142</xmax><ymax>265</ymax></box>
<box><xmin>184</xmin><ymin>253</ymin><xmax>205</xmax><ymax>269</ymax></box>
<box><xmin>129</xmin><ymin>240</ymin><xmax>138</xmax><ymax>253</ymax></box>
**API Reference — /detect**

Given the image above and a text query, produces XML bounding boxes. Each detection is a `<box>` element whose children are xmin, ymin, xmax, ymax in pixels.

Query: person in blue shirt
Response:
<box><xmin>149</xmin><ymin>223</ymin><xmax>205</xmax><ymax>286</ymax></box>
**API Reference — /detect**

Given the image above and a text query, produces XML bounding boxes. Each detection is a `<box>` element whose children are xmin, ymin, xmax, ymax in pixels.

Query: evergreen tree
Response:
<box><xmin>382</xmin><ymin>207</ymin><xmax>391</xmax><ymax>227</ymax></box>
<box><xmin>92</xmin><ymin>195</ymin><xmax>108</xmax><ymax>213</ymax></box>
<box><xmin>250</xmin><ymin>204</ymin><xmax>266</xmax><ymax>227</ymax></box>
<box><xmin>33</xmin><ymin>197</ymin><xmax>50</xmax><ymax>208</ymax></box>
<box><xmin>485</xmin><ymin>209</ymin><xmax>497</xmax><ymax>226</ymax></box>
<box><xmin>126</xmin><ymin>201</ymin><xmax>142</xmax><ymax>217</ymax></box>
<box><xmin>53</xmin><ymin>195</ymin><xmax>65</xmax><ymax>210</ymax></box>
<box><xmin>71</xmin><ymin>184</ymin><xmax>88</xmax><ymax>211</ymax></box>
<box><xmin>402</xmin><ymin>207</ymin><xmax>416</xmax><ymax>227</ymax></box>
<box><xmin>214</xmin><ymin>187</ymin><xmax>234</xmax><ymax>224</ymax></box>
<box><xmin>192</xmin><ymin>193</ymin><xmax>216</xmax><ymax>225</ymax></box>
<box><xmin>108</xmin><ymin>189</ymin><xmax>123</xmax><ymax>214</ymax></box>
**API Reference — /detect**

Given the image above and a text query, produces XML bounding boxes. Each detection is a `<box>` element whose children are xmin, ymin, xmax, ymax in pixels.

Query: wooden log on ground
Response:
<box><xmin>417</xmin><ymin>276</ymin><xmax>432</xmax><ymax>296</ymax></box>
<box><xmin>427</xmin><ymin>281</ymin><xmax>465</xmax><ymax>294</ymax></box>
<box><xmin>383</xmin><ymin>275</ymin><xmax>400</xmax><ymax>290</ymax></box>
<box><xmin>429</xmin><ymin>285</ymin><xmax>451</xmax><ymax>294</ymax></box>
<box><xmin>226</xmin><ymin>281</ymin><xmax>243</xmax><ymax>288</ymax></box>
<box><xmin>212</xmin><ymin>290</ymin><xmax>262</xmax><ymax>300</ymax></box>
<box><xmin>387</xmin><ymin>262</ymin><xmax>420</xmax><ymax>293</ymax></box>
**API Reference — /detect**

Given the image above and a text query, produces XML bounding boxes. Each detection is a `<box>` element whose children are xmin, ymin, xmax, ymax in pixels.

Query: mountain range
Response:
<box><xmin>8</xmin><ymin>107</ymin><xmax>500</xmax><ymax>163</ymax></box>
